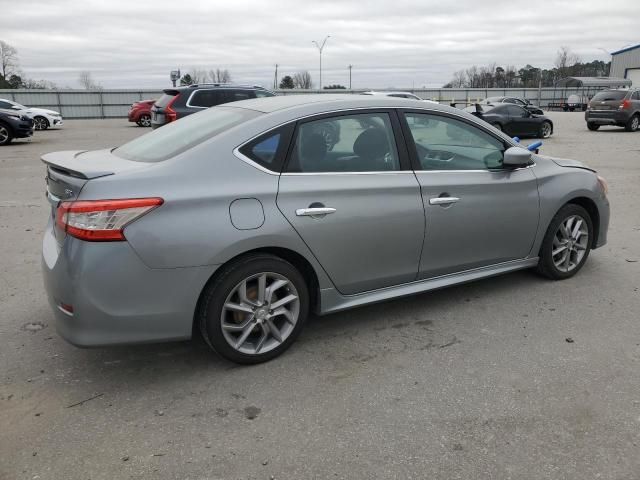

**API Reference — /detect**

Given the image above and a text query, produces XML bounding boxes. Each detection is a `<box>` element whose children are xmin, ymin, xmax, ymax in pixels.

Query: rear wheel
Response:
<box><xmin>625</xmin><ymin>114</ymin><xmax>639</xmax><ymax>132</ymax></box>
<box><xmin>0</xmin><ymin>123</ymin><xmax>13</xmax><ymax>145</ymax></box>
<box><xmin>491</xmin><ymin>122</ymin><xmax>502</xmax><ymax>131</ymax></box>
<box><xmin>137</xmin><ymin>114</ymin><xmax>151</xmax><ymax>127</ymax></box>
<box><xmin>587</xmin><ymin>123</ymin><xmax>600</xmax><ymax>131</ymax></box>
<box><xmin>198</xmin><ymin>254</ymin><xmax>309</xmax><ymax>364</ymax></box>
<box><xmin>539</xmin><ymin>121</ymin><xmax>552</xmax><ymax>138</ymax></box>
<box><xmin>33</xmin><ymin>116</ymin><xmax>49</xmax><ymax>130</ymax></box>
<box><xmin>536</xmin><ymin>204</ymin><xmax>593</xmax><ymax>280</ymax></box>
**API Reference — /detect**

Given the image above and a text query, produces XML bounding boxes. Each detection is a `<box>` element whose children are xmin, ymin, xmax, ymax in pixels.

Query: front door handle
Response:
<box><xmin>296</xmin><ymin>207</ymin><xmax>337</xmax><ymax>217</ymax></box>
<box><xmin>429</xmin><ymin>196</ymin><xmax>460</xmax><ymax>206</ymax></box>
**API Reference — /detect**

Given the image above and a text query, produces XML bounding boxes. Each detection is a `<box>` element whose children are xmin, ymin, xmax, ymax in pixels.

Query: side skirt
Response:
<box><xmin>318</xmin><ymin>257</ymin><xmax>539</xmax><ymax>314</ymax></box>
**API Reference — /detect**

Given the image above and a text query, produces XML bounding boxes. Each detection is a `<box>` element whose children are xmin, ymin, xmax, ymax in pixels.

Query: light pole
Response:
<box><xmin>312</xmin><ymin>36</ymin><xmax>330</xmax><ymax>90</ymax></box>
<box><xmin>348</xmin><ymin>64</ymin><xmax>352</xmax><ymax>89</ymax></box>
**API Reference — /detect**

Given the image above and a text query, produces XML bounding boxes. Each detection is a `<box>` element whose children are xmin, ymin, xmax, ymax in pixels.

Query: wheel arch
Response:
<box><xmin>563</xmin><ymin>196</ymin><xmax>600</xmax><ymax>247</ymax></box>
<box><xmin>192</xmin><ymin>246</ymin><xmax>321</xmax><ymax>336</ymax></box>
<box><xmin>34</xmin><ymin>115</ymin><xmax>50</xmax><ymax>126</ymax></box>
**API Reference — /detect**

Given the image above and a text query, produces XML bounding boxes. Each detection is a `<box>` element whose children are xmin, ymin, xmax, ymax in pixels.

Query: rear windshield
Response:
<box><xmin>114</xmin><ymin>106</ymin><xmax>260</xmax><ymax>162</ymax></box>
<box><xmin>591</xmin><ymin>91</ymin><xmax>627</xmax><ymax>102</ymax></box>
<box><xmin>155</xmin><ymin>92</ymin><xmax>178</xmax><ymax>108</ymax></box>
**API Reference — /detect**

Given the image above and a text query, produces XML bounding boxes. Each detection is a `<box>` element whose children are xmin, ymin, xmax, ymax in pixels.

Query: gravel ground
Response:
<box><xmin>1</xmin><ymin>113</ymin><xmax>639</xmax><ymax>480</ymax></box>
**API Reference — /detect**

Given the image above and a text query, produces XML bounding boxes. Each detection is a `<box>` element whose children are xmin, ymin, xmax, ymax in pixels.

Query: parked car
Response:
<box><xmin>465</xmin><ymin>103</ymin><xmax>553</xmax><ymax>138</ymax></box>
<box><xmin>0</xmin><ymin>108</ymin><xmax>34</xmax><ymax>145</ymax></box>
<box><xmin>562</xmin><ymin>94</ymin><xmax>588</xmax><ymax>112</ymax></box>
<box><xmin>42</xmin><ymin>95</ymin><xmax>609</xmax><ymax>364</ymax></box>
<box><xmin>585</xmin><ymin>88</ymin><xmax>640</xmax><ymax>132</ymax></box>
<box><xmin>0</xmin><ymin>98</ymin><xmax>63</xmax><ymax>130</ymax></box>
<box><xmin>127</xmin><ymin>99</ymin><xmax>156</xmax><ymax>127</ymax></box>
<box><xmin>480</xmin><ymin>96</ymin><xmax>544</xmax><ymax>115</ymax></box>
<box><xmin>151</xmin><ymin>83</ymin><xmax>275</xmax><ymax>129</ymax></box>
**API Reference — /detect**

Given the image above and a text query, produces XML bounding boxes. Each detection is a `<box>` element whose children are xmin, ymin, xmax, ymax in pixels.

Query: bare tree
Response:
<box><xmin>0</xmin><ymin>40</ymin><xmax>19</xmax><ymax>79</ymax></box>
<box><xmin>187</xmin><ymin>69</ymin><xmax>207</xmax><ymax>84</ymax></box>
<box><xmin>293</xmin><ymin>70</ymin><xmax>313</xmax><ymax>89</ymax></box>
<box><xmin>554</xmin><ymin>46</ymin><xmax>580</xmax><ymax>81</ymax></box>
<box><xmin>208</xmin><ymin>68</ymin><xmax>231</xmax><ymax>83</ymax></box>
<box><xmin>78</xmin><ymin>71</ymin><xmax>102</xmax><ymax>89</ymax></box>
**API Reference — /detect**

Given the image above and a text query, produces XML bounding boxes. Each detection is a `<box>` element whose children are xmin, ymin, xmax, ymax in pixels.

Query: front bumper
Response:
<box><xmin>51</xmin><ymin>117</ymin><xmax>64</xmax><ymax>127</ymax></box>
<box><xmin>41</xmin><ymin>218</ymin><xmax>216</xmax><ymax>347</ymax></box>
<box><xmin>585</xmin><ymin>110</ymin><xmax>630</xmax><ymax>125</ymax></box>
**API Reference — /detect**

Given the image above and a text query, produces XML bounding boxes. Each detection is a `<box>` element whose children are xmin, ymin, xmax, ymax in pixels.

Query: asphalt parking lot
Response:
<box><xmin>1</xmin><ymin>113</ymin><xmax>639</xmax><ymax>479</ymax></box>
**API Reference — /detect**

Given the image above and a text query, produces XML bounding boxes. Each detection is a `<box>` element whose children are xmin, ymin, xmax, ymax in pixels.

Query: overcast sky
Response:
<box><xmin>1</xmin><ymin>0</ymin><xmax>638</xmax><ymax>89</ymax></box>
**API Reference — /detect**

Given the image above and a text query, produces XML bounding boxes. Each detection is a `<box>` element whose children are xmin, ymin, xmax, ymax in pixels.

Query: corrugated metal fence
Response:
<box><xmin>0</xmin><ymin>87</ymin><xmax>588</xmax><ymax>119</ymax></box>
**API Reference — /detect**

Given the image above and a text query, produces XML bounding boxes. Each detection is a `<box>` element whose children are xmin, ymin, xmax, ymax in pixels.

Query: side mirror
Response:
<box><xmin>504</xmin><ymin>146</ymin><xmax>532</xmax><ymax>167</ymax></box>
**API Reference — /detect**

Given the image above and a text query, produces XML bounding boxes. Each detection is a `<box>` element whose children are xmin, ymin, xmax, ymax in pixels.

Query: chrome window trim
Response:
<box><xmin>186</xmin><ymin>87</ymin><xmax>256</xmax><ymax>109</ymax></box>
<box><xmin>232</xmin><ymin>105</ymin><xmax>521</xmax><ymax>175</ymax></box>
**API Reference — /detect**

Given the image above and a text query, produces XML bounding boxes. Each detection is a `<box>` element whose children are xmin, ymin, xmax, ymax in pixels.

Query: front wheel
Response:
<box><xmin>0</xmin><ymin>123</ymin><xmax>13</xmax><ymax>145</ymax></box>
<box><xmin>587</xmin><ymin>123</ymin><xmax>600</xmax><ymax>131</ymax></box>
<box><xmin>536</xmin><ymin>204</ymin><xmax>593</xmax><ymax>280</ymax></box>
<box><xmin>625</xmin><ymin>114</ymin><xmax>639</xmax><ymax>132</ymax></box>
<box><xmin>539</xmin><ymin>121</ymin><xmax>552</xmax><ymax>138</ymax></box>
<box><xmin>138</xmin><ymin>114</ymin><xmax>151</xmax><ymax>127</ymax></box>
<box><xmin>33</xmin><ymin>116</ymin><xmax>49</xmax><ymax>130</ymax></box>
<box><xmin>198</xmin><ymin>254</ymin><xmax>309</xmax><ymax>364</ymax></box>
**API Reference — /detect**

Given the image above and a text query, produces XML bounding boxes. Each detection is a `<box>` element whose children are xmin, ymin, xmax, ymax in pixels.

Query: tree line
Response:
<box><xmin>443</xmin><ymin>47</ymin><xmax>610</xmax><ymax>88</ymax></box>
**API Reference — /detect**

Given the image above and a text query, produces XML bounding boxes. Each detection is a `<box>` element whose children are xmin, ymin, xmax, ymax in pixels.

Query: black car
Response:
<box><xmin>151</xmin><ymin>83</ymin><xmax>276</xmax><ymax>129</ymax></box>
<box><xmin>465</xmin><ymin>103</ymin><xmax>553</xmax><ymax>138</ymax></box>
<box><xmin>480</xmin><ymin>96</ymin><xmax>544</xmax><ymax>115</ymax></box>
<box><xmin>0</xmin><ymin>108</ymin><xmax>34</xmax><ymax>145</ymax></box>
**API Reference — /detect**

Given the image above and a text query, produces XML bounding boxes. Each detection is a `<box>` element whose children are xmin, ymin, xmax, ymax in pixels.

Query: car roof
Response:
<box><xmin>228</xmin><ymin>94</ymin><xmax>449</xmax><ymax>115</ymax></box>
<box><xmin>166</xmin><ymin>84</ymin><xmax>269</xmax><ymax>93</ymax></box>
<box><xmin>362</xmin><ymin>91</ymin><xmax>419</xmax><ymax>96</ymax></box>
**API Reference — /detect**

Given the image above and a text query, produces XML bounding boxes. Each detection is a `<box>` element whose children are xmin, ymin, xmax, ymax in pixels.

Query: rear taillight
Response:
<box><xmin>165</xmin><ymin>95</ymin><xmax>179</xmax><ymax>122</ymax></box>
<box><xmin>620</xmin><ymin>99</ymin><xmax>631</xmax><ymax>110</ymax></box>
<box><xmin>56</xmin><ymin>198</ymin><xmax>163</xmax><ymax>241</ymax></box>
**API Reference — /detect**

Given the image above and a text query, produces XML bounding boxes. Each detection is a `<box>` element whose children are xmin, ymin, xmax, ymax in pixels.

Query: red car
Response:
<box><xmin>127</xmin><ymin>99</ymin><xmax>155</xmax><ymax>127</ymax></box>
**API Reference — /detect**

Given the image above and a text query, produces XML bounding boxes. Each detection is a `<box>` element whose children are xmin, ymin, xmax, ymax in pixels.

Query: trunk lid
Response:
<box><xmin>42</xmin><ymin>149</ymin><xmax>150</xmax><ymax>244</ymax></box>
<box><xmin>589</xmin><ymin>90</ymin><xmax>627</xmax><ymax>111</ymax></box>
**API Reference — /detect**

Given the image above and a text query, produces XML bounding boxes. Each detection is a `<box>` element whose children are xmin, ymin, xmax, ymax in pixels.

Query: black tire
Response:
<box><xmin>624</xmin><ymin>114</ymin><xmax>639</xmax><ymax>132</ymax></box>
<box><xmin>587</xmin><ymin>123</ymin><xmax>600</xmax><ymax>131</ymax></box>
<box><xmin>198</xmin><ymin>253</ymin><xmax>309</xmax><ymax>364</ymax></box>
<box><xmin>491</xmin><ymin>122</ymin><xmax>502</xmax><ymax>131</ymax></box>
<box><xmin>539</xmin><ymin>121</ymin><xmax>552</xmax><ymax>139</ymax></box>
<box><xmin>535</xmin><ymin>204</ymin><xmax>593</xmax><ymax>280</ymax></box>
<box><xmin>138</xmin><ymin>114</ymin><xmax>151</xmax><ymax>127</ymax></box>
<box><xmin>0</xmin><ymin>123</ymin><xmax>13</xmax><ymax>146</ymax></box>
<box><xmin>33</xmin><ymin>116</ymin><xmax>49</xmax><ymax>131</ymax></box>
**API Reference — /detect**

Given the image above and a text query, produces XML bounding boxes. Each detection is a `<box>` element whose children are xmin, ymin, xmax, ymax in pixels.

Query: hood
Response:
<box><xmin>543</xmin><ymin>155</ymin><xmax>595</xmax><ymax>172</ymax></box>
<box><xmin>25</xmin><ymin>107</ymin><xmax>61</xmax><ymax>116</ymax></box>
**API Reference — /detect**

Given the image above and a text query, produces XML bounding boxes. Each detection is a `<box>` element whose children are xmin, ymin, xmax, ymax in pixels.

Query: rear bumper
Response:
<box><xmin>41</xmin><ymin>218</ymin><xmax>216</xmax><ymax>347</ymax></box>
<box><xmin>585</xmin><ymin>110</ymin><xmax>630</xmax><ymax>125</ymax></box>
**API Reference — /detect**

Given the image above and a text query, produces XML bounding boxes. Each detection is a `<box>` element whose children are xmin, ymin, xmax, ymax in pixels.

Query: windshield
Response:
<box><xmin>114</xmin><ymin>106</ymin><xmax>260</xmax><ymax>162</ymax></box>
<box><xmin>591</xmin><ymin>91</ymin><xmax>627</xmax><ymax>102</ymax></box>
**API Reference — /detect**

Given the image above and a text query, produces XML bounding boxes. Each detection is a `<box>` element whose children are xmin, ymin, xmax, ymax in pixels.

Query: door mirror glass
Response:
<box><xmin>503</xmin><ymin>146</ymin><xmax>532</xmax><ymax>167</ymax></box>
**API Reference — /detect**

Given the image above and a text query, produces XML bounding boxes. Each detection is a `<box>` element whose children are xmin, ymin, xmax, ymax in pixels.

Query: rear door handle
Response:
<box><xmin>429</xmin><ymin>197</ymin><xmax>460</xmax><ymax>206</ymax></box>
<box><xmin>296</xmin><ymin>207</ymin><xmax>337</xmax><ymax>217</ymax></box>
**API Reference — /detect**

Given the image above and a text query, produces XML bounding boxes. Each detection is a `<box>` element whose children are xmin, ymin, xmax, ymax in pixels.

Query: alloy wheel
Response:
<box><xmin>221</xmin><ymin>272</ymin><xmax>300</xmax><ymax>355</ymax></box>
<box><xmin>632</xmin><ymin>116</ymin><xmax>639</xmax><ymax>132</ymax></box>
<box><xmin>34</xmin><ymin>117</ymin><xmax>48</xmax><ymax>130</ymax></box>
<box><xmin>140</xmin><ymin>115</ymin><xmax>151</xmax><ymax>127</ymax></box>
<box><xmin>541</xmin><ymin>122</ymin><xmax>552</xmax><ymax>138</ymax></box>
<box><xmin>0</xmin><ymin>126</ymin><xmax>8</xmax><ymax>144</ymax></box>
<box><xmin>552</xmin><ymin>215</ymin><xmax>589</xmax><ymax>273</ymax></box>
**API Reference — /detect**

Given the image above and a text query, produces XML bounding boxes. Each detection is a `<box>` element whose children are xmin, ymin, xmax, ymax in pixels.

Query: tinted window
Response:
<box><xmin>506</xmin><ymin>105</ymin><xmax>527</xmax><ymax>117</ymax></box>
<box><xmin>238</xmin><ymin>124</ymin><xmax>293</xmax><ymax>172</ymax></box>
<box><xmin>254</xmin><ymin>89</ymin><xmax>275</xmax><ymax>98</ymax></box>
<box><xmin>503</xmin><ymin>98</ymin><xmax>517</xmax><ymax>104</ymax></box>
<box><xmin>155</xmin><ymin>93</ymin><xmax>178</xmax><ymax>108</ymax></box>
<box><xmin>228</xmin><ymin>90</ymin><xmax>253</xmax><ymax>101</ymax></box>
<box><xmin>591</xmin><ymin>90</ymin><xmax>627</xmax><ymax>101</ymax></box>
<box><xmin>189</xmin><ymin>90</ymin><xmax>223</xmax><ymax>108</ymax></box>
<box><xmin>404</xmin><ymin>113</ymin><xmax>505</xmax><ymax>170</ymax></box>
<box><xmin>0</xmin><ymin>100</ymin><xmax>14</xmax><ymax>109</ymax></box>
<box><xmin>632</xmin><ymin>91</ymin><xmax>640</xmax><ymax>100</ymax></box>
<box><xmin>115</xmin><ymin>107</ymin><xmax>260</xmax><ymax>162</ymax></box>
<box><xmin>287</xmin><ymin>113</ymin><xmax>400</xmax><ymax>173</ymax></box>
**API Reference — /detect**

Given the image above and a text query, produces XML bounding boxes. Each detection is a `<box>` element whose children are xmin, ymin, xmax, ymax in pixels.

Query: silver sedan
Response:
<box><xmin>41</xmin><ymin>95</ymin><xmax>610</xmax><ymax>363</ymax></box>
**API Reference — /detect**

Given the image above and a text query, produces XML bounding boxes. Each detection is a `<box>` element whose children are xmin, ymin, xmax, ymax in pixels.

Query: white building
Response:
<box><xmin>610</xmin><ymin>43</ymin><xmax>640</xmax><ymax>86</ymax></box>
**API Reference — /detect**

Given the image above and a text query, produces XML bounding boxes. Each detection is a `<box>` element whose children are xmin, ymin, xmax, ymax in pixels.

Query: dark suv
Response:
<box><xmin>0</xmin><ymin>108</ymin><xmax>34</xmax><ymax>145</ymax></box>
<box><xmin>151</xmin><ymin>84</ymin><xmax>275</xmax><ymax>129</ymax></box>
<box><xmin>585</xmin><ymin>89</ymin><xmax>640</xmax><ymax>132</ymax></box>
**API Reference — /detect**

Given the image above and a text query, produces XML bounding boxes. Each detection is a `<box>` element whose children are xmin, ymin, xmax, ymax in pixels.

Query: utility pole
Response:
<box><xmin>312</xmin><ymin>36</ymin><xmax>330</xmax><ymax>90</ymax></box>
<box><xmin>274</xmin><ymin>64</ymin><xmax>278</xmax><ymax>89</ymax></box>
<box><xmin>348</xmin><ymin>64</ymin><xmax>352</xmax><ymax>89</ymax></box>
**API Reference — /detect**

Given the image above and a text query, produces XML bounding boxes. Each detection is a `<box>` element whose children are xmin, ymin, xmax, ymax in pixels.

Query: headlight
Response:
<box><xmin>597</xmin><ymin>175</ymin><xmax>608</xmax><ymax>196</ymax></box>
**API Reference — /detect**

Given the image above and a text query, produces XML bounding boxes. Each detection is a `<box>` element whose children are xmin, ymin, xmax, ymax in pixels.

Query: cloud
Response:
<box><xmin>1</xmin><ymin>0</ymin><xmax>637</xmax><ymax>88</ymax></box>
